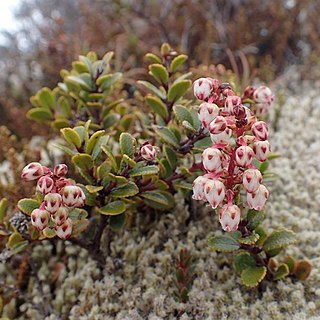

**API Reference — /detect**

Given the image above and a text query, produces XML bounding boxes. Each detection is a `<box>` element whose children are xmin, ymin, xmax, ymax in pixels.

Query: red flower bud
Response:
<box><xmin>252</xmin><ymin>121</ymin><xmax>268</xmax><ymax>141</ymax></box>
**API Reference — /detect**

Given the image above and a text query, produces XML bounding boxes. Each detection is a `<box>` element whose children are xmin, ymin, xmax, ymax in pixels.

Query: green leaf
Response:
<box><xmin>173</xmin><ymin>105</ymin><xmax>193</xmax><ymax>125</ymax></box>
<box><xmin>155</xmin><ymin>127</ymin><xmax>179</xmax><ymax>148</ymax></box>
<box><xmin>246</xmin><ymin>209</ymin><xmax>265</xmax><ymax>230</ymax></box>
<box><xmin>18</xmin><ymin>199</ymin><xmax>41</xmax><ymax>215</ymax></box>
<box><xmin>72</xmin><ymin>154</ymin><xmax>94</xmax><ymax>171</ymax></box>
<box><xmin>9</xmin><ymin>240</ymin><xmax>29</xmax><ymax>255</ymax></box>
<box><xmin>7</xmin><ymin>232</ymin><xmax>24</xmax><ymax>248</ymax></box>
<box><xmin>67</xmin><ymin>75</ymin><xmax>92</xmax><ymax>90</ymax></box>
<box><xmin>0</xmin><ymin>198</ymin><xmax>8</xmax><ymax>223</ymax></box>
<box><xmin>259</xmin><ymin>161</ymin><xmax>269</xmax><ymax>174</ymax></box>
<box><xmin>110</xmin><ymin>213</ymin><xmax>126</xmax><ymax>231</ymax></box>
<box><xmin>138</xmin><ymin>80</ymin><xmax>166</xmax><ymax>100</ymax></box>
<box><xmin>122</xmin><ymin>154</ymin><xmax>136</xmax><ymax>168</ymax></box>
<box><xmin>129</xmin><ymin>165</ymin><xmax>159</xmax><ymax>177</ymax></box>
<box><xmin>241</xmin><ymin>266</ymin><xmax>267</xmax><ymax>287</ymax></box>
<box><xmin>233</xmin><ymin>252</ymin><xmax>256</xmax><ymax>275</ymax></box>
<box><xmin>53</xmin><ymin>144</ymin><xmax>77</xmax><ymax>157</ymax></box>
<box><xmin>295</xmin><ymin>260</ymin><xmax>312</xmax><ymax>280</ymax></box>
<box><xmin>142</xmin><ymin>190</ymin><xmax>174</xmax><ymax>210</ymax></box>
<box><xmin>161</xmin><ymin>43</ymin><xmax>171</xmax><ymax>55</ymax></box>
<box><xmin>283</xmin><ymin>256</ymin><xmax>296</xmax><ymax>273</ymax></box>
<box><xmin>145</xmin><ymin>53</ymin><xmax>162</xmax><ymax>64</ymax></box>
<box><xmin>145</xmin><ymin>95</ymin><xmax>168</xmax><ymax>119</ymax></box>
<box><xmin>149</xmin><ymin>64</ymin><xmax>169</xmax><ymax>84</ymax></box>
<box><xmin>92</xmin><ymin>135</ymin><xmax>108</xmax><ymax>160</ymax></box>
<box><xmin>255</xmin><ymin>226</ymin><xmax>267</xmax><ymax>245</ymax></box>
<box><xmin>38</xmin><ymin>87</ymin><xmax>54</xmax><ymax>110</ymax></box>
<box><xmin>273</xmin><ymin>263</ymin><xmax>290</xmax><ymax>280</ymax></box>
<box><xmin>43</xmin><ymin>227</ymin><xmax>56</xmax><ymax>239</ymax></box>
<box><xmin>96</xmin><ymin>72</ymin><xmax>122</xmax><ymax>90</ymax></box>
<box><xmin>51</xmin><ymin>119</ymin><xmax>71</xmax><ymax>130</ymax></box>
<box><xmin>141</xmin><ymin>190</ymin><xmax>169</xmax><ymax>206</ymax></box>
<box><xmin>101</xmin><ymin>145</ymin><xmax>118</xmax><ymax>172</ymax></box>
<box><xmin>102</xmin><ymin>51</ymin><xmax>114</xmax><ymax>64</ymax></box>
<box><xmin>103</xmin><ymin>114</ymin><xmax>120</xmax><ymax>129</ymax></box>
<box><xmin>239</xmin><ymin>232</ymin><xmax>260</xmax><ymax>245</ymax></box>
<box><xmin>85</xmin><ymin>185</ymin><xmax>104</xmax><ymax>193</ymax></box>
<box><xmin>170</xmin><ymin>54</ymin><xmax>188</xmax><ymax>72</ymax></box>
<box><xmin>108</xmin><ymin>173</ymin><xmax>128</xmax><ymax>186</ymax></box>
<box><xmin>119</xmin><ymin>132</ymin><xmax>135</xmax><ymax>159</ymax></box>
<box><xmin>97</xmin><ymin>200</ymin><xmax>126</xmax><ymax>216</ymax></box>
<box><xmin>266</xmin><ymin>248</ymin><xmax>283</xmax><ymax>258</ymax></box>
<box><xmin>110</xmin><ymin>181</ymin><xmax>139</xmax><ymax>198</ymax></box>
<box><xmin>163</xmin><ymin>145</ymin><xmax>177</xmax><ymax>169</ymax></box>
<box><xmin>61</xmin><ymin>128</ymin><xmax>82</xmax><ymax>149</ymax></box>
<box><xmin>182</xmin><ymin>120</ymin><xmax>197</xmax><ymax>133</ymax></box>
<box><xmin>263</xmin><ymin>229</ymin><xmax>296</xmax><ymax>252</ymax></box>
<box><xmin>86</xmin><ymin>130</ymin><xmax>105</xmax><ymax>154</ymax></box>
<box><xmin>208</xmin><ymin>235</ymin><xmax>241</xmax><ymax>252</ymax></box>
<box><xmin>27</xmin><ymin>108</ymin><xmax>52</xmax><ymax>122</ymax></box>
<box><xmin>167</xmin><ymin>80</ymin><xmax>192</xmax><ymax>102</ymax></box>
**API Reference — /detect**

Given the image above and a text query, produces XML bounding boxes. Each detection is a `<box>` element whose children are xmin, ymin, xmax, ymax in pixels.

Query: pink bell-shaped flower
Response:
<box><xmin>219</xmin><ymin>204</ymin><xmax>241</xmax><ymax>232</ymax></box>
<box><xmin>243</xmin><ymin>169</ymin><xmax>262</xmax><ymax>193</ymax></box>
<box><xmin>247</xmin><ymin>184</ymin><xmax>269</xmax><ymax>211</ymax></box>
<box><xmin>204</xmin><ymin>179</ymin><xmax>226</xmax><ymax>209</ymax></box>
<box><xmin>202</xmin><ymin>147</ymin><xmax>222</xmax><ymax>173</ymax></box>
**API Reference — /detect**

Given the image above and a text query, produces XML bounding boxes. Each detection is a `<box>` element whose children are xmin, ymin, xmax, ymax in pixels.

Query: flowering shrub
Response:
<box><xmin>0</xmin><ymin>44</ymin><xmax>311</xmax><ymax>304</ymax></box>
<box><xmin>192</xmin><ymin>76</ymin><xmax>311</xmax><ymax>286</ymax></box>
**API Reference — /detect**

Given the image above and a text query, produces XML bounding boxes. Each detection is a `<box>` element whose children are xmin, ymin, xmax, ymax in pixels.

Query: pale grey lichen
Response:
<box><xmin>1</xmin><ymin>68</ymin><xmax>320</xmax><ymax>319</ymax></box>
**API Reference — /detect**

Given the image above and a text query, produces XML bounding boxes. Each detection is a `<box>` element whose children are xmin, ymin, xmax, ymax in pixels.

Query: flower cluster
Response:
<box><xmin>192</xmin><ymin>78</ymin><xmax>272</xmax><ymax>232</ymax></box>
<box><xmin>21</xmin><ymin>163</ymin><xmax>86</xmax><ymax>239</ymax></box>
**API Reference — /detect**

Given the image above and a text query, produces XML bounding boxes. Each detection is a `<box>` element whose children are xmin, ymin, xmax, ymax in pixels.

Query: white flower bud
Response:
<box><xmin>61</xmin><ymin>185</ymin><xmax>83</xmax><ymax>207</ymax></box>
<box><xmin>243</xmin><ymin>169</ymin><xmax>262</xmax><ymax>193</ymax></box>
<box><xmin>53</xmin><ymin>206</ymin><xmax>69</xmax><ymax>226</ymax></box>
<box><xmin>208</xmin><ymin>116</ymin><xmax>227</xmax><ymax>134</ymax></box>
<box><xmin>253</xmin><ymin>140</ymin><xmax>270</xmax><ymax>162</ymax></box>
<box><xmin>219</xmin><ymin>204</ymin><xmax>241</xmax><ymax>232</ymax></box>
<box><xmin>36</xmin><ymin>176</ymin><xmax>54</xmax><ymax>194</ymax></box>
<box><xmin>210</xmin><ymin>128</ymin><xmax>233</xmax><ymax>144</ymax></box>
<box><xmin>235</xmin><ymin>146</ymin><xmax>254</xmax><ymax>167</ymax></box>
<box><xmin>74</xmin><ymin>187</ymin><xmax>86</xmax><ymax>207</ymax></box>
<box><xmin>224</xmin><ymin>95</ymin><xmax>241</xmax><ymax>114</ymax></box>
<box><xmin>204</xmin><ymin>179</ymin><xmax>225</xmax><ymax>209</ymax></box>
<box><xmin>253</xmin><ymin>86</ymin><xmax>274</xmax><ymax>104</ymax></box>
<box><xmin>198</xmin><ymin>102</ymin><xmax>219</xmax><ymax>128</ymax></box>
<box><xmin>44</xmin><ymin>193</ymin><xmax>62</xmax><ymax>214</ymax></box>
<box><xmin>202</xmin><ymin>147</ymin><xmax>222</xmax><ymax>173</ymax></box>
<box><xmin>193</xmin><ymin>77</ymin><xmax>218</xmax><ymax>101</ymax></box>
<box><xmin>21</xmin><ymin>162</ymin><xmax>44</xmax><ymax>182</ymax></box>
<box><xmin>31</xmin><ymin>209</ymin><xmax>50</xmax><ymax>231</ymax></box>
<box><xmin>247</xmin><ymin>184</ymin><xmax>269</xmax><ymax>211</ymax></box>
<box><xmin>141</xmin><ymin>144</ymin><xmax>157</xmax><ymax>161</ymax></box>
<box><xmin>53</xmin><ymin>164</ymin><xmax>68</xmax><ymax>178</ymax></box>
<box><xmin>252</xmin><ymin>121</ymin><xmax>268</xmax><ymax>141</ymax></box>
<box><xmin>55</xmin><ymin>218</ymin><xmax>73</xmax><ymax>240</ymax></box>
<box><xmin>192</xmin><ymin>176</ymin><xmax>209</xmax><ymax>201</ymax></box>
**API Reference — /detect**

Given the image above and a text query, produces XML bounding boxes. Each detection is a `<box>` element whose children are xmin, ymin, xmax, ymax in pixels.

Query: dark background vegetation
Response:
<box><xmin>0</xmin><ymin>0</ymin><xmax>319</xmax><ymax>138</ymax></box>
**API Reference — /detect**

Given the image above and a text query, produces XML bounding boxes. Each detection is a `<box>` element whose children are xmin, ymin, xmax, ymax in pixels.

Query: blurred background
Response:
<box><xmin>0</xmin><ymin>0</ymin><xmax>319</xmax><ymax>139</ymax></box>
